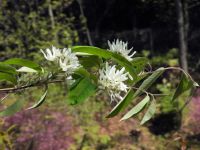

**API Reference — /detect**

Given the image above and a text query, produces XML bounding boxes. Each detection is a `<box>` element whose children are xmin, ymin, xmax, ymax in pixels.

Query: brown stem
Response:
<box><xmin>0</xmin><ymin>80</ymin><xmax>63</xmax><ymax>93</ymax></box>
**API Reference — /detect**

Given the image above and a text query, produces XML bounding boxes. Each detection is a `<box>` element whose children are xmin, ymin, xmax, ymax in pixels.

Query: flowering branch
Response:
<box><xmin>0</xmin><ymin>39</ymin><xmax>198</xmax><ymax>125</ymax></box>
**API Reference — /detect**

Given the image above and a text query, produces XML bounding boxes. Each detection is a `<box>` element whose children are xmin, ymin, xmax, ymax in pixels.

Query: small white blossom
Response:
<box><xmin>98</xmin><ymin>62</ymin><xmax>131</xmax><ymax>102</ymax></box>
<box><xmin>59</xmin><ymin>48</ymin><xmax>80</xmax><ymax>74</ymax></box>
<box><xmin>108</xmin><ymin>39</ymin><xmax>136</xmax><ymax>61</ymax></box>
<box><xmin>40</xmin><ymin>46</ymin><xmax>61</xmax><ymax>61</ymax></box>
<box><xmin>41</xmin><ymin>46</ymin><xmax>80</xmax><ymax>74</ymax></box>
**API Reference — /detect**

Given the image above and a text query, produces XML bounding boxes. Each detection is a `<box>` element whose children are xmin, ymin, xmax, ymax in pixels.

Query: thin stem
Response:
<box><xmin>165</xmin><ymin>67</ymin><xmax>195</xmax><ymax>83</ymax></box>
<box><xmin>0</xmin><ymin>80</ymin><xmax>64</xmax><ymax>93</ymax></box>
<box><xmin>131</xmin><ymin>86</ymin><xmax>168</xmax><ymax>98</ymax></box>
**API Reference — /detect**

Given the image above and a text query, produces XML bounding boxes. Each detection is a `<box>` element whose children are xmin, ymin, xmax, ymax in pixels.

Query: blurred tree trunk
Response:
<box><xmin>48</xmin><ymin>0</ymin><xmax>58</xmax><ymax>44</ymax></box>
<box><xmin>77</xmin><ymin>0</ymin><xmax>93</xmax><ymax>46</ymax></box>
<box><xmin>175</xmin><ymin>0</ymin><xmax>189</xmax><ymax>72</ymax></box>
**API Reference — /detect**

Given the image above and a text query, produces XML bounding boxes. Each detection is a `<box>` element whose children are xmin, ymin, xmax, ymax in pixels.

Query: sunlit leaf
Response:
<box><xmin>72</xmin><ymin>46</ymin><xmax>111</xmax><ymax>58</ymax></box>
<box><xmin>72</xmin><ymin>46</ymin><xmax>137</xmax><ymax>78</ymax></box>
<box><xmin>120</xmin><ymin>95</ymin><xmax>150</xmax><ymax>121</ymax></box>
<box><xmin>4</xmin><ymin>58</ymin><xmax>42</xmax><ymax>72</ymax></box>
<box><xmin>17</xmin><ymin>66</ymin><xmax>38</xmax><ymax>73</ymax></box>
<box><xmin>140</xmin><ymin>99</ymin><xmax>156</xmax><ymax>125</ymax></box>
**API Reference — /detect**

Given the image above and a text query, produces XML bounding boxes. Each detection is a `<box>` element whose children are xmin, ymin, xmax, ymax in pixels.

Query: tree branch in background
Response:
<box><xmin>175</xmin><ymin>0</ymin><xmax>189</xmax><ymax>72</ymax></box>
<box><xmin>48</xmin><ymin>0</ymin><xmax>58</xmax><ymax>44</ymax></box>
<box><xmin>188</xmin><ymin>1</ymin><xmax>200</xmax><ymax>9</ymax></box>
<box><xmin>77</xmin><ymin>0</ymin><xmax>93</xmax><ymax>46</ymax></box>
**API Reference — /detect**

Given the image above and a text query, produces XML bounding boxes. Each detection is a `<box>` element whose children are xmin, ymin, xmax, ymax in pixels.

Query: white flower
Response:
<box><xmin>41</xmin><ymin>46</ymin><xmax>80</xmax><ymax>74</ymax></box>
<box><xmin>40</xmin><ymin>46</ymin><xmax>61</xmax><ymax>61</ymax></box>
<box><xmin>108</xmin><ymin>39</ymin><xmax>136</xmax><ymax>61</ymax></box>
<box><xmin>98</xmin><ymin>62</ymin><xmax>130</xmax><ymax>102</ymax></box>
<box><xmin>59</xmin><ymin>48</ymin><xmax>80</xmax><ymax>74</ymax></box>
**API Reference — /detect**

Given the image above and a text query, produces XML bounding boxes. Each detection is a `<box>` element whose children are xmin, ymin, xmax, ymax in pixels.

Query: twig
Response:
<box><xmin>165</xmin><ymin>67</ymin><xmax>195</xmax><ymax>83</ymax></box>
<box><xmin>132</xmin><ymin>86</ymin><xmax>168</xmax><ymax>98</ymax></box>
<box><xmin>0</xmin><ymin>80</ymin><xmax>63</xmax><ymax>93</ymax></box>
<box><xmin>77</xmin><ymin>0</ymin><xmax>93</xmax><ymax>46</ymax></box>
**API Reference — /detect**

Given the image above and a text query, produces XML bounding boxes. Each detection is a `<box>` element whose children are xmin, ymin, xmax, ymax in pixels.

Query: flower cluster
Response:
<box><xmin>41</xmin><ymin>39</ymin><xmax>136</xmax><ymax>103</ymax></box>
<box><xmin>98</xmin><ymin>62</ymin><xmax>131</xmax><ymax>102</ymax></box>
<box><xmin>108</xmin><ymin>39</ymin><xmax>136</xmax><ymax>61</ymax></box>
<box><xmin>97</xmin><ymin>39</ymin><xmax>136</xmax><ymax>102</ymax></box>
<box><xmin>41</xmin><ymin>46</ymin><xmax>80</xmax><ymax>75</ymax></box>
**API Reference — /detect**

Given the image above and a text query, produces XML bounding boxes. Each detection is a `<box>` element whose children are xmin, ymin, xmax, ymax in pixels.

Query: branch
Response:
<box><xmin>48</xmin><ymin>0</ymin><xmax>58</xmax><ymax>44</ymax></box>
<box><xmin>188</xmin><ymin>1</ymin><xmax>200</xmax><ymax>9</ymax></box>
<box><xmin>165</xmin><ymin>67</ymin><xmax>195</xmax><ymax>83</ymax></box>
<box><xmin>77</xmin><ymin>0</ymin><xmax>93</xmax><ymax>46</ymax></box>
<box><xmin>0</xmin><ymin>80</ymin><xmax>63</xmax><ymax>93</ymax></box>
<box><xmin>48</xmin><ymin>0</ymin><xmax>55</xmax><ymax>28</ymax></box>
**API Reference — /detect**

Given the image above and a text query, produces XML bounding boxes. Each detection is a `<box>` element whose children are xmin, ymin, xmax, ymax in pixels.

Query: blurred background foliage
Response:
<box><xmin>0</xmin><ymin>0</ymin><xmax>80</xmax><ymax>61</ymax></box>
<box><xmin>0</xmin><ymin>0</ymin><xmax>200</xmax><ymax>149</ymax></box>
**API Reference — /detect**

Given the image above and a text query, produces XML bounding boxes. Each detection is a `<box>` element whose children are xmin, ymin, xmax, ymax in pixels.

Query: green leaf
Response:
<box><xmin>0</xmin><ymin>72</ymin><xmax>17</xmax><ymax>84</ymax></box>
<box><xmin>111</xmin><ymin>53</ymin><xmax>137</xmax><ymax>78</ymax></box>
<box><xmin>131</xmin><ymin>57</ymin><xmax>149</xmax><ymax>75</ymax></box>
<box><xmin>140</xmin><ymin>99</ymin><xmax>156</xmax><ymax>125</ymax></box>
<box><xmin>17</xmin><ymin>66</ymin><xmax>38</xmax><ymax>73</ymax></box>
<box><xmin>68</xmin><ymin>77</ymin><xmax>96</xmax><ymax>105</ymax></box>
<box><xmin>132</xmin><ymin>73</ymin><xmax>148</xmax><ymax>85</ymax></box>
<box><xmin>79</xmin><ymin>55</ymin><xmax>101</xmax><ymax>68</ymax></box>
<box><xmin>27</xmin><ymin>89</ymin><xmax>48</xmax><ymax>110</ymax></box>
<box><xmin>120</xmin><ymin>95</ymin><xmax>150</xmax><ymax>121</ymax></box>
<box><xmin>69</xmin><ymin>77</ymin><xmax>83</xmax><ymax>91</ymax></box>
<box><xmin>0</xmin><ymin>63</ymin><xmax>17</xmax><ymax>74</ymax></box>
<box><xmin>4</xmin><ymin>58</ymin><xmax>42</xmax><ymax>72</ymax></box>
<box><xmin>107</xmin><ymin>89</ymin><xmax>134</xmax><ymax>118</ymax></box>
<box><xmin>172</xmin><ymin>73</ymin><xmax>194</xmax><ymax>101</ymax></box>
<box><xmin>133</xmin><ymin>67</ymin><xmax>164</xmax><ymax>97</ymax></box>
<box><xmin>72</xmin><ymin>46</ymin><xmax>111</xmax><ymax>58</ymax></box>
<box><xmin>74</xmin><ymin>68</ymin><xmax>99</xmax><ymax>84</ymax></box>
<box><xmin>0</xmin><ymin>99</ymin><xmax>25</xmax><ymax>116</ymax></box>
<box><xmin>107</xmin><ymin>68</ymin><xmax>164</xmax><ymax>118</ymax></box>
<box><xmin>74</xmin><ymin>68</ymin><xmax>91</xmax><ymax>78</ymax></box>
<box><xmin>72</xmin><ymin>46</ymin><xmax>137</xmax><ymax>78</ymax></box>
